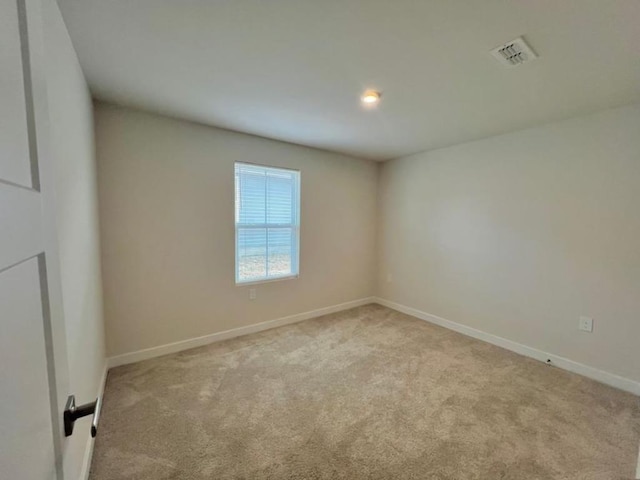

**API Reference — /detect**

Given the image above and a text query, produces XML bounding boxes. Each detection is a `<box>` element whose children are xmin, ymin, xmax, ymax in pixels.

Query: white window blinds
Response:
<box><xmin>235</xmin><ymin>163</ymin><xmax>300</xmax><ymax>284</ymax></box>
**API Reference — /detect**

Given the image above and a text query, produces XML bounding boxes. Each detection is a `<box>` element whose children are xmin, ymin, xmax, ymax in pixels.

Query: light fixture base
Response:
<box><xmin>361</xmin><ymin>90</ymin><xmax>382</xmax><ymax>105</ymax></box>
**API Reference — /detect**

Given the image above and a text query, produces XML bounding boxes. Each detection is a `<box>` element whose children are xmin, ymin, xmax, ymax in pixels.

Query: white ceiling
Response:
<box><xmin>58</xmin><ymin>0</ymin><xmax>640</xmax><ymax>161</ymax></box>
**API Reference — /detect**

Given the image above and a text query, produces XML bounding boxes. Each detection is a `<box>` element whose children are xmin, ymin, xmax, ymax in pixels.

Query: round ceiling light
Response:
<box><xmin>361</xmin><ymin>90</ymin><xmax>382</xmax><ymax>105</ymax></box>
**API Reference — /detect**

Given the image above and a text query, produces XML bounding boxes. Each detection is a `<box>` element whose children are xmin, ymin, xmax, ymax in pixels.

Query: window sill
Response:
<box><xmin>235</xmin><ymin>274</ymin><xmax>298</xmax><ymax>286</ymax></box>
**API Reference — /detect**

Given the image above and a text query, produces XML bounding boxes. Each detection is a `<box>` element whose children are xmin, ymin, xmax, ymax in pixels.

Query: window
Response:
<box><xmin>235</xmin><ymin>163</ymin><xmax>300</xmax><ymax>284</ymax></box>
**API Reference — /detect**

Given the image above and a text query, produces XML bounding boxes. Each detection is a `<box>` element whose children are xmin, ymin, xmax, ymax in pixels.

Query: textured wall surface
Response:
<box><xmin>378</xmin><ymin>103</ymin><xmax>640</xmax><ymax>383</ymax></box>
<box><xmin>95</xmin><ymin>103</ymin><xmax>378</xmax><ymax>356</ymax></box>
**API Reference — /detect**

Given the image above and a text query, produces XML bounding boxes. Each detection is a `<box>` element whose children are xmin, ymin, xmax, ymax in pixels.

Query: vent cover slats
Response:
<box><xmin>490</xmin><ymin>37</ymin><xmax>538</xmax><ymax>67</ymax></box>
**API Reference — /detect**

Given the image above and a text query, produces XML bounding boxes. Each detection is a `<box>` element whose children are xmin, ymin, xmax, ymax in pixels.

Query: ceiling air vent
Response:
<box><xmin>490</xmin><ymin>37</ymin><xmax>538</xmax><ymax>67</ymax></box>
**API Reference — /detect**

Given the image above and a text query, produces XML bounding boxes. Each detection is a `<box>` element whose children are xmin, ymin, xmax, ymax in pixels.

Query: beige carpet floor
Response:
<box><xmin>90</xmin><ymin>305</ymin><xmax>640</xmax><ymax>480</ymax></box>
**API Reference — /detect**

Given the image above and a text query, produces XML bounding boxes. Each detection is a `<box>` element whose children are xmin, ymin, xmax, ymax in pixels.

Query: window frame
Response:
<box><xmin>234</xmin><ymin>162</ymin><xmax>301</xmax><ymax>285</ymax></box>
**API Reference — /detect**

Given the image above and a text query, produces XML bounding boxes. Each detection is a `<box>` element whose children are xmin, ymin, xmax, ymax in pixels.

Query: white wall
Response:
<box><xmin>378</xmin><ymin>103</ymin><xmax>640</xmax><ymax>384</ymax></box>
<box><xmin>95</xmin><ymin>103</ymin><xmax>378</xmax><ymax>357</ymax></box>
<box><xmin>43</xmin><ymin>0</ymin><xmax>106</xmax><ymax>478</ymax></box>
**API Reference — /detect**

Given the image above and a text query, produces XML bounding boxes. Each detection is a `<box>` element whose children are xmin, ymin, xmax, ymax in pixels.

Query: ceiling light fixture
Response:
<box><xmin>361</xmin><ymin>90</ymin><xmax>382</xmax><ymax>106</ymax></box>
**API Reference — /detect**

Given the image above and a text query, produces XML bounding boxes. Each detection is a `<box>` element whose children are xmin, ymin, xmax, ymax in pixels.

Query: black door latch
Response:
<box><xmin>63</xmin><ymin>395</ymin><xmax>102</xmax><ymax>438</ymax></box>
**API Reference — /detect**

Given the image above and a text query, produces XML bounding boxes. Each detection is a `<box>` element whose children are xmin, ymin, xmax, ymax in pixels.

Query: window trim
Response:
<box><xmin>235</xmin><ymin>273</ymin><xmax>299</xmax><ymax>287</ymax></box>
<box><xmin>234</xmin><ymin>162</ymin><xmax>301</xmax><ymax>285</ymax></box>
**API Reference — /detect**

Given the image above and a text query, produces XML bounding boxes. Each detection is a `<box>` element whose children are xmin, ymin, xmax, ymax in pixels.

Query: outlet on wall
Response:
<box><xmin>386</xmin><ymin>274</ymin><xmax>393</xmax><ymax>283</ymax></box>
<box><xmin>249</xmin><ymin>288</ymin><xmax>257</xmax><ymax>300</ymax></box>
<box><xmin>579</xmin><ymin>316</ymin><xmax>593</xmax><ymax>333</ymax></box>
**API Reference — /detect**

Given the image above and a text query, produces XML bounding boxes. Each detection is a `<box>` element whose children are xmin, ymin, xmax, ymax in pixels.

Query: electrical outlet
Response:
<box><xmin>579</xmin><ymin>316</ymin><xmax>593</xmax><ymax>333</ymax></box>
<box><xmin>386</xmin><ymin>274</ymin><xmax>393</xmax><ymax>283</ymax></box>
<box><xmin>249</xmin><ymin>288</ymin><xmax>256</xmax><ymax>300</ymax></box>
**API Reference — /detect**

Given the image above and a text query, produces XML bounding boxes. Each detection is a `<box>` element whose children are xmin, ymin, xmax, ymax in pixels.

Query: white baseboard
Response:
<box><xmin>79</xmin><ymin>363</ymin><xmax>108</xmax><ymax>480</ymax></box>
<box><xmin>374</xmin><ymin>297</ymin><xmax>640</xmax><ymax>396</ymax></box>
<box><xmin>107</xmin><ymin>297</ymin><xmax>376</xmax><ymax>368</ymax></box>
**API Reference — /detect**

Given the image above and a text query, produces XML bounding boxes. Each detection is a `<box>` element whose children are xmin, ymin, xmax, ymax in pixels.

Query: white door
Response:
<box><xmin>1</xmin><ymin>0</ymin><xmax>70</xmax><ymax>478</ymax></box>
